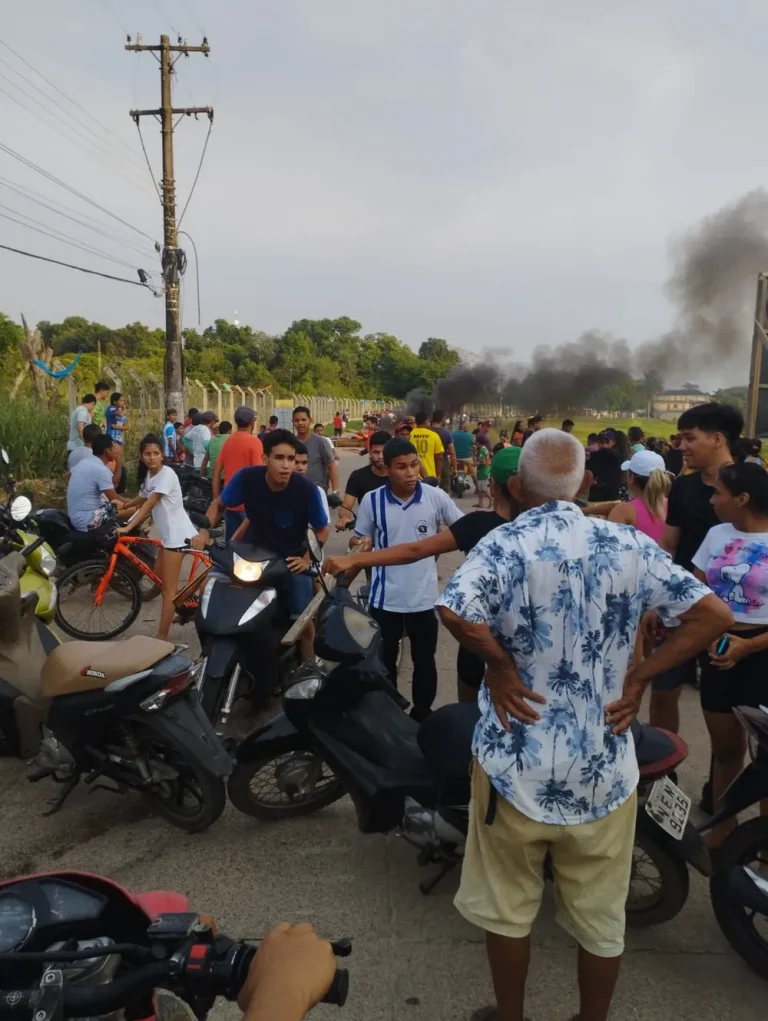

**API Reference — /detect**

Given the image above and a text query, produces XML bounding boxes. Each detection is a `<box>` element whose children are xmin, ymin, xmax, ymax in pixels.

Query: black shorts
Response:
<box><xmin>700</xmin><ymin>627</ymin><xmax>768</xmax><ymax>714</ymax></box>
<box><xmin>457</xmin><ymin>645</ymin><xmax>485</xmax><ymax>689</ymax></box>
<box><xmin>650</xmin><ymin>627</ymin><xmax>702</xmax><ymax>691</ymax></box>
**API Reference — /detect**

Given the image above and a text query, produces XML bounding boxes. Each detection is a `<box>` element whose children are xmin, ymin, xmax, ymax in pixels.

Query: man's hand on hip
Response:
<box><xmin>485</xmin><ymin>658</ymin><xmax>546</xmax><ymax>729</ymax></box>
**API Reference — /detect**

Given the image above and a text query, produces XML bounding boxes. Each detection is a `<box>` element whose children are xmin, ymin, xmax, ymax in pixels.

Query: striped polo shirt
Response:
<box><xmin>354</xmin><ymin>482</ymin><xmax>463</xmax><ymax>613</ymax></box>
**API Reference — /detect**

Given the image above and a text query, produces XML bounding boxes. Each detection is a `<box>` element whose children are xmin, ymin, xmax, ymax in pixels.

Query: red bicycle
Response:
<box><xmin>55</xmin><ymin>534</ymin><xmax>211</xmax><ymax>640</ymax></box>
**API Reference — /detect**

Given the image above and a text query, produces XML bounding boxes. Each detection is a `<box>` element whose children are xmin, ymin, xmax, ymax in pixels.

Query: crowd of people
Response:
<box><xmin>61</xmin><ymin>390</ymin><xmax>768</xmax><ymax>1021</ymax></box>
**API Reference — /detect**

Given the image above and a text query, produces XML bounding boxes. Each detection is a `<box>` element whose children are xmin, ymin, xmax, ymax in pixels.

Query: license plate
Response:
<box><xmin>645</xmin><ymin>776</ymin><xmax>691</xmax><ymax>841</ymax></box>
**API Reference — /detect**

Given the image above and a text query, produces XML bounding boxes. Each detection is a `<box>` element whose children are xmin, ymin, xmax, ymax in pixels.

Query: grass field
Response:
<box><xmin>498</xmin><ymin>416</ymin><xmax>674</xmax><ymax>445</ymax></box>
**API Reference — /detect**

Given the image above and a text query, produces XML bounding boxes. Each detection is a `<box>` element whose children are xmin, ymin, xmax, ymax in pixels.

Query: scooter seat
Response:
<box><xmin>417</xmin><ymin>702</ymin><xmax>481</xmax><ymax>779</ymax></box>
<box><xmin>631</xmin><ymin>719</ymin><xmax>688</xmax><ymax>779</ymax></box>
<box><xmin>41</xmin><ymin>636</ymin><xmax>175</xmax><ymax>697</ymax></box>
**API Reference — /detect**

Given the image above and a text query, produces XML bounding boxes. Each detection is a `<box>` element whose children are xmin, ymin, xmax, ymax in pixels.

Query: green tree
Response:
<box><xmin>0</xmin><ymin>313</ymin><xmax>22</xmax><ymax>354</ymax></box>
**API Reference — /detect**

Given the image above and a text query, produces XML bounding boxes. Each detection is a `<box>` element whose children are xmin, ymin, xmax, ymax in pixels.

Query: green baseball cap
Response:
<box><xmin>490</xmin><ymin>445</ymin><xmax>521</xmax><ymax>483</ymax></box>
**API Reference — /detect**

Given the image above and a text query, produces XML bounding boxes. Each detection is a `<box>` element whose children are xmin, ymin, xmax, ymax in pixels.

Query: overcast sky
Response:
<box><xmin>2</xmin><ymin>1</ymin><xmax>767</xmax><ymax>384</ymax></box>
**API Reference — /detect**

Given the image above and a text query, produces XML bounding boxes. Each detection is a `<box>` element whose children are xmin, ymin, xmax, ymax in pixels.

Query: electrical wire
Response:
<box><xmin>0</xmin><ymin>241</ymin><xmax>152</xmax><ymax>286</ymax></box>
<box><xmin>0</xmin><ymin>174</ymin><xmax>155</xmax><ymax>259</ymax></box>
<box><xmin>178</xmin><ymin>230</ymin><xmax>202</xmax><ymax>324</ymax></box>
<box><xmin>0</xmin><ymin>80</ymin><xmax>154</xmax><ymax>197</ymax></box>
<box><xmin>134</xmin><ymin>119</ymin><xmax>163</xmax><ymax>204</ymax></box>
<box><xmin>0</xmin><ymin>39</ymin><xmax>141</xmax><ymax>168</ymax></box>
<box><xmin>0</xmin><ymin>140</ymin><xmax>158</xmax><ymax>244</ymax></box>
<box><xmin>0</xmin><ymin>54</ymin><xmax>146</xmax><ymax>176</ymax></box>
<box><xmin>177</xmin><ymin>117</ymin><xmax>213</xmax><ymax>227</ymax></box>
<box><xmin>0</xmin><ymin>205</ymin><xmax>148</xmax><ymax>271</ymax></box>
<box><xmin>150</xmin><ymin>0</ymin><xmax>180</xmax><ymax>37</ymax></box>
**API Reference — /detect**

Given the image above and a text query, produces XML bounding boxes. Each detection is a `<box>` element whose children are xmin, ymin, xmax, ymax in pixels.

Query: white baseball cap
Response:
<box><xmin>621</xmin><ymin>449</ymin><xmax>668</xmax><ymax>476</ymax></box>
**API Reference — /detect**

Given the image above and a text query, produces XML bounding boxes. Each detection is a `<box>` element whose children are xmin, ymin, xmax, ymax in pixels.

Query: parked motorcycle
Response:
<box><xmin>706</xmin><ymin>704</ymin><xmax>768</xmax><ymax>976</ymax></box>
<box><xmin>0</xmin><ymin>546</ymin><xmax>231</xmax><ymax>831</ymax></box>
<box><xmin>229</xmin><ymin>568</ymin><xmax>710</xmax><ymax>926</ymax></box>
<box><xmin>450</xmin><ymin>470</ymin><xmax>471</xmax><ymax>498</ymax></box>
<box><xmin>0</xmin><ymin>450</ymin><xmax>58</xmax><ymax>622</ymax></box>
<box><xmin>0</xmin><ymin>870</ymin><xmax>350</xmax><ymax>1021</ymax></box>
<box><xmin>194</xmin><ymin>540</ymin><xmax>299</xmax><ymax>731</ymax></box>
<box><xmin>169</xmin><ymin>464</ymin><xmax>213</xmax><ymax>517</ymax></box>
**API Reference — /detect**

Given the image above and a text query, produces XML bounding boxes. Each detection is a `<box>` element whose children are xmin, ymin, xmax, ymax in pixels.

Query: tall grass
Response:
<box><xmin>0</xmin><ymin>400</ymin><xmax>68</xmax><ymax>480</ymax></box>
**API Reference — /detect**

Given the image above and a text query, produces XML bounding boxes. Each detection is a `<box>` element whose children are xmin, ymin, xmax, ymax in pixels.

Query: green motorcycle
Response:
<box><xmin>0</xmin><ymin>449</ymin><xmax>57</xmax><ymax>623</ymax></box>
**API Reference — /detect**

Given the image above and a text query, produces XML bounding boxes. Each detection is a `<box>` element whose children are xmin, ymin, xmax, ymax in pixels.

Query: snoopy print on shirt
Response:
<box><xmin>692</xmin><ymin>522</ymin><xmax>768</xmax><ymax>623</ymax></box>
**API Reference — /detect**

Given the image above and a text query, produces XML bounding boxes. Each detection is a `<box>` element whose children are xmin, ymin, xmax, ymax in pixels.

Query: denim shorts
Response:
<box><xmin>289</xmin><ymin>572</ymin><xmax>314</xmax><ymax>618</ymax></box>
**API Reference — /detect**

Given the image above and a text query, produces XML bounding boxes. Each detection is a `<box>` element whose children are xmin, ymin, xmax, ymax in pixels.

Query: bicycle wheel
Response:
<box><xmin>55</xmin><ymin>559</ymin><xmax>142</xmax><ymax>640</ymax></box>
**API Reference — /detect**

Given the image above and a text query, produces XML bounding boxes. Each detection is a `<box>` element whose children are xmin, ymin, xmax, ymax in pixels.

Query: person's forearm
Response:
<box><xmin>744</xmin><ymin>631</ymin><xmax>768</xmax><ymax>655</ymax></box>
<box><xmin>212</xmin><ymin>463</ymin><xmax>223</xmax><ymax>500</ymax></box>
<box><xmin>438</xmin><ymin>609</ymin><xmax>508</xmax><ymax>665</ymax></box>
<box><xmin>628</xmin><ymin>595</ymin><xmax>733</xmax><ymax>691</ymax></box>
<box><xmin>232</xmin><ymin>517</ymin><xmax>250</xmax><ymax>541</ymax></box>
<box><xmin>348</xmin><ymin>541</ymin><xmax>434</xmax><ymax>569</ymax></box>
<box><xmin>328</xmin><ymin>461</ymin><xmax>339</xmax><ymax>492</ymax></box>
<box><xmin>205</xmin><ymin>499</ymin><xmax>224</xmax><ymax>530</ymax></box>
<box><xmin>124</xmin><ymin>502</ymin><xmax>153</xmax><ymax>530</ymax></box>
<box><xmin>583</xmin><ymin>501</ymin><xmax>620</xmax><ymax>517</ymax></box>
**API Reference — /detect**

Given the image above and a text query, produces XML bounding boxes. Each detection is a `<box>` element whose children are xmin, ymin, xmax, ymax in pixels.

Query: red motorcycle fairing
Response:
<box><xmin>0</xmin><ymin>870</ymin><xmax>190</xmax><ymax>1021</ymax></box>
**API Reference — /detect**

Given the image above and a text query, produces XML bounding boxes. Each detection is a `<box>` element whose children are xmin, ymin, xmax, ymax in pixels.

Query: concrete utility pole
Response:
<box><xmin>126</xmin><ymin>33</ymin><xmax>213</xmax><ymax>415</ymax></box>
<box><xmin>746</xmin><ymin>273</ymin><xmax>768</xmax><ymax>437</ymax></box>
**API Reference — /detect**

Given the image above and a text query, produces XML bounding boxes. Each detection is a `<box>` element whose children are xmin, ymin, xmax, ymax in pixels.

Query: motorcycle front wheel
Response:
<box><xmin>710</xmin><ymin>817</ymin><xmax>768</xmax><ymax>977</ymax></box>
<box><xmin>228</xmin><ymin>752</ymin><xmax>344</xmax><ymax>819</ymax></box>
<box><xmin>625</xmin><ymin>830</ymin><xmax>689</xmax><ymax>928</ymax></box>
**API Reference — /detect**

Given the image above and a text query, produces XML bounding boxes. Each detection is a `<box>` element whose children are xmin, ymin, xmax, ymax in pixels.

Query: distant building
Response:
<box><xmin>653</xmin><ymin>384</ymin><xmax>710</xmax><ymax>421</ymax></box>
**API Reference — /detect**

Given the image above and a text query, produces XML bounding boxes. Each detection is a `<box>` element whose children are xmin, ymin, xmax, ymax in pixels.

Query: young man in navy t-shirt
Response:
<box><xmin>201</xmin><ymin>429</ymin><xmax>329</xmax><ymax>659</ymax></box>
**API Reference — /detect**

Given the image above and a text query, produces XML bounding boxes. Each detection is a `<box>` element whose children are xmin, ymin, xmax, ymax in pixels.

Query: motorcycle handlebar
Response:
<box><xmin>0</xmin><ymin>937</ymin><xmax>350</xmax><ymax>1018</ymax></box>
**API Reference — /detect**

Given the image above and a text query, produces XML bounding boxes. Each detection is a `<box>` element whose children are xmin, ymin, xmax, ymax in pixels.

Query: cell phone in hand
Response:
<box><xmin>716</xmin><ymin>635</ymin><xmax>730</xmax><ymax>655</ymax></box>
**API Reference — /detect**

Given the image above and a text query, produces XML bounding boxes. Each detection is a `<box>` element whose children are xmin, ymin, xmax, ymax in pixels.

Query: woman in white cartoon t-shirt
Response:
<box><xmin>692</xmin><ymin>462</ymin><xmax>768</xmax><ymax>845</ymax></box>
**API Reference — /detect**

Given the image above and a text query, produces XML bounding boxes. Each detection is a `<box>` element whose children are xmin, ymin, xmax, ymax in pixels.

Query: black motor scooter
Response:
<box><xmin>705</xmin><ymin>704</ymin><xmax>768</xmax><ymax>977</ymax></box>
<box><xmin>0</xmin><ymin>545</ymin><xmax>231</xmax><ymax>831</ymax></box>
<box><xmin>228</xmin><ymin>569</ymin><xmax>711</xmax><ymax>925</ymax></box>
<box><xmin>194</xmin><ymin>540</ymin><xmax>299</xmax><ymax>730</ymax></box>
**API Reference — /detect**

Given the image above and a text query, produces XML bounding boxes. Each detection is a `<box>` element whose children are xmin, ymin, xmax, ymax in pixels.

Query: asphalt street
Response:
<box><xmin>0</xmin><ymin>449</ymin><xmax>764</xmax><ymax>1020</ymax></box>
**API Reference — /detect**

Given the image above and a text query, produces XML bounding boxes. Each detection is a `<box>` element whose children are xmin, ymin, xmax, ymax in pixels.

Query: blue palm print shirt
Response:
<box><xmin>436</xmin><ymin>501</ymin><xmax>710</xmax><ymax>825</ymax></box>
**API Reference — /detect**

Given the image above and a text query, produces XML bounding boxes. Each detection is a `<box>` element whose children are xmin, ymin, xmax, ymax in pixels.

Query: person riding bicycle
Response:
<box><xmin>117</xmin><ymin>434</ymin><xmax>203</xmax><ymax>641</ymax></box>
<box><xmin>66</xmin><ymin>434</ymin><xmax>128</xmax><ymax>532</ymax></box>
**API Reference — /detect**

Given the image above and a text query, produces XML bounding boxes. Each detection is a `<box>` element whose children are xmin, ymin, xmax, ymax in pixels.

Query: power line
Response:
<box><xmin>0</xmin><ymin>204</ymin><xmax>150</xmax><ymax>271</ymax></box>
<box><xmin>0</xmin><ymin>140</ymin><xmax>158</xmax><ymax>244</ymax></box>
<box><xmin>0</xmin><ymin>74</ymin><xmax>154</xmax><ymax>196</ymax></box>
<box><xmin>0</xmin><ymin>79</ymin><xmax>154</xmax><ymax>197</ymax></box>
<box><xmin>0</xmin><ymin>241</ymin><xmax>153</xmax><ymax>287</ymax></box>
<box><xmin>0</xmin><ymin>39</ymin><xmax>142</xmax><ymax>168</ymax></box>
<box><xmin>150</xmin><ymin>0</ymin><xmax>180</xmax><ymax>37</ymax></box>
<box><xmin>0</xmin><ymin>173</ymin><xmax>155</xmax><ymax>258</ymax></box>
<box><xmin>0</xmin><ymin>54</ymin><xmax>147</xmax><ymax>176</ymax></box>
<box><xmin>134</xmin><ymin>119</ymin><xmax>163</xmax><ymax>204</ymax></box>
<box><xmin>177</xmin><ymin>117</ymin><xmax>213</xmax><ymax>227</ymax></box>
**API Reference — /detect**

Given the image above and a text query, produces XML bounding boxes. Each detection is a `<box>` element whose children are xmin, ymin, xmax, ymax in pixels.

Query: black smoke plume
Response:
<box><xmin>427</xmin><ymin>189</ymin><xmax>768</xmax><ymax>413</ymax></box>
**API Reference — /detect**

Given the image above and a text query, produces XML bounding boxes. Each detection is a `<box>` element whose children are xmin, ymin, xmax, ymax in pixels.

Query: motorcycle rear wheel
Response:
<box><xmin>228</xmin><ymin>752</ymin><xmax>344</xmax><ymax>819</ymax></box>
<box><xmin>710</xmin><ymin>817</ymin><xmax>768</xmax><ymax>977</ymax></box>
<box><xmin>55</xmin><ymin>560</ymin><xmax>142</xmax><ymax>640</ymax></box>
<box><xmin>625</xmin><ymin>830</ymin><xmax>689</xmax><ymax>928</ymax></box>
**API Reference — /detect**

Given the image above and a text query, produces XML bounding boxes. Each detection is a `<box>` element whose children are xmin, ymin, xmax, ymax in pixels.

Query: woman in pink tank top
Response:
<box><xmin>608</xmin><ymin>449</ymin><xmax>671</xmax><ymax>543</ymax></box>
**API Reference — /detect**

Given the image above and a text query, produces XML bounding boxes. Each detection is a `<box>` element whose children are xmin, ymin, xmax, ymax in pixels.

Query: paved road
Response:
<box><xmin>0</xmin><ymin>450</ymin><xmax>764</xmax><ymax>1020</ymax></box>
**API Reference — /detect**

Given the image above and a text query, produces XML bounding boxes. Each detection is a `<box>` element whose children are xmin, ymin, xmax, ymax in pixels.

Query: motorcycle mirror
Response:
<box><xmin>1</xmin><ymin>449</ymin><xmax>8</xmax><ymax>465</ymax></box>
<box><xmin>306</xmin><ymin>528</ymin><xmax>322</xmax><ymax>563</ymax></box>
<box><xmin>10</xmin><ymin>495</ymin><xmax>32</xmax><ymax>522</ymax></box>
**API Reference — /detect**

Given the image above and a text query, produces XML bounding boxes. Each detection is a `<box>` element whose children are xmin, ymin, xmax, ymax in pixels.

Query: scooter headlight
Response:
<box><xmin>284</xmin><ymin>674</ymin><xmax>325</xmax><ymax>700</ymax></box>
<box><xmin>38</xmin><ymin>547</ymin><xmax>57</xmax><ymax>578</ymax></box>
<box><xmin>201</xmin><ymin>577</ymin><xmax>217</xmax><ymax>617</ymax></box>
<box><xmin>238</xmin><ymin>588</ymin><xmax>276</xmax><ymax>626</ymax></box>
<box><xmin>233</xmin><ymin>553</ymin><xmax>270</xmax><ymax>583</ymax></box>
<box><xmin>342</xmin><ymin>605</ymin><xmax>377</xmax><ymax>649</ymax></box>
